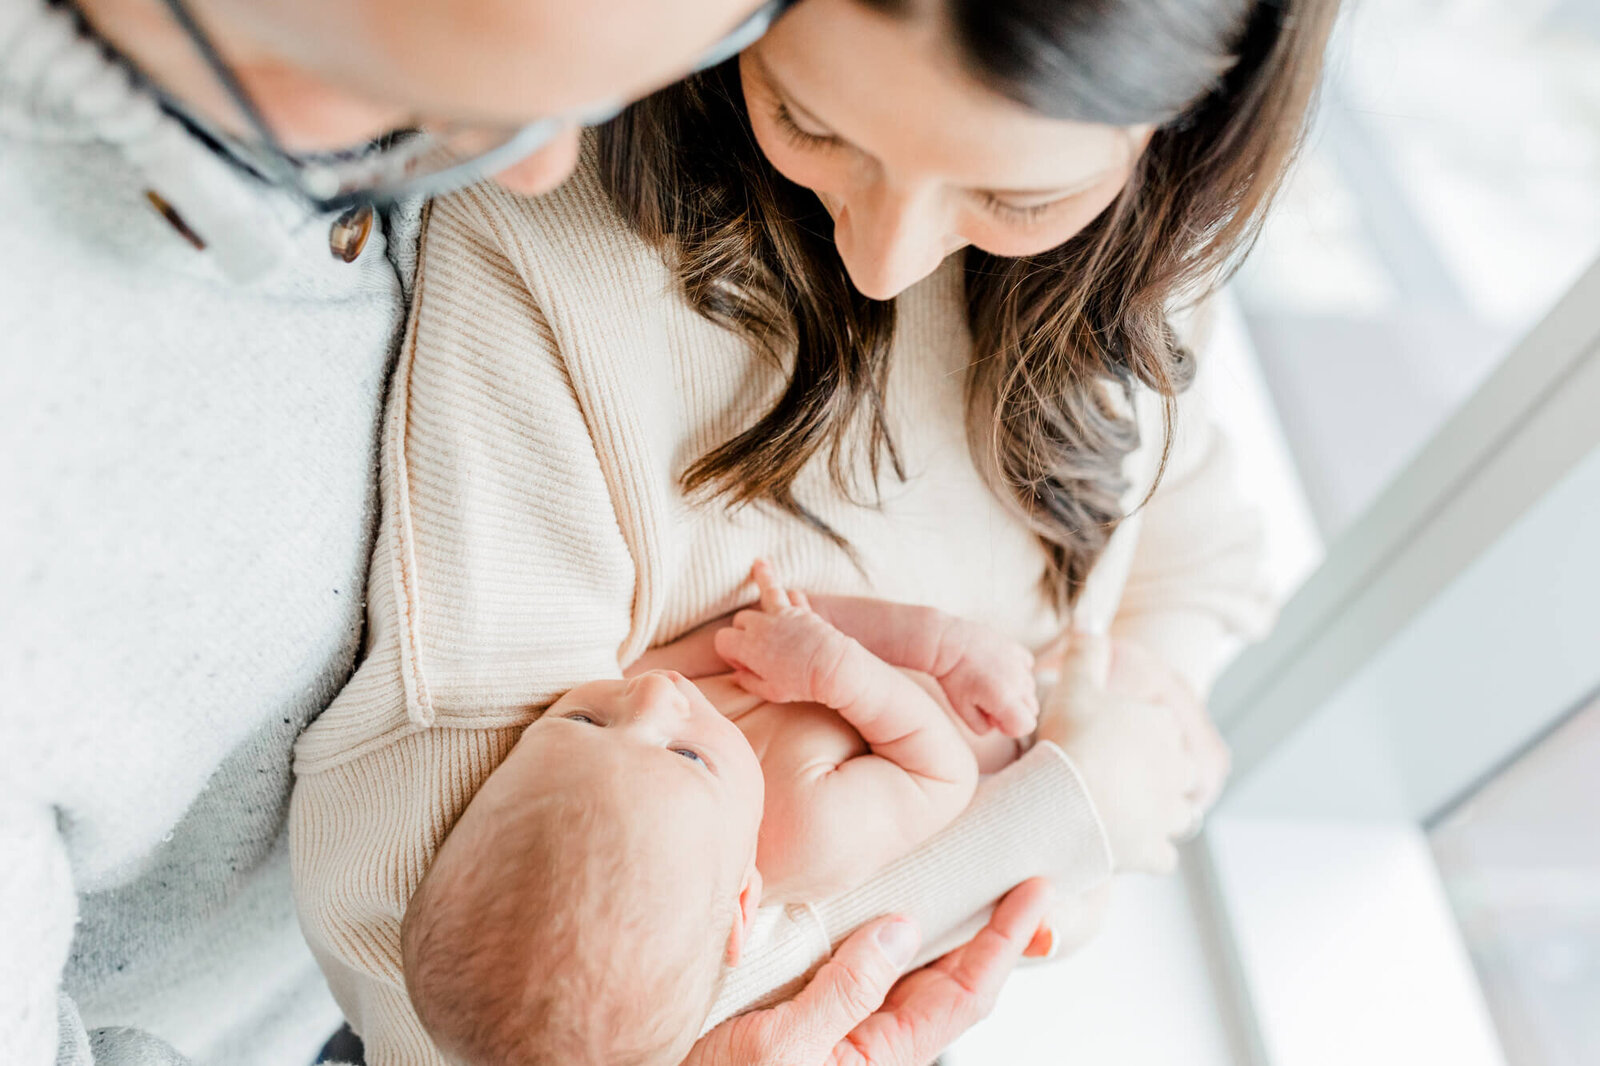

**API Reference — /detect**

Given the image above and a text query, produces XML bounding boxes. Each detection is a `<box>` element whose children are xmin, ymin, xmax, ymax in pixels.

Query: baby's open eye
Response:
<box><xmin>672</xmin><ymin>747</ymin><xmax>705</xmax><ymax>766</ymax></box>
<box><xmin>565</xmin><ymin>713</ymin><xmax>597</xmax><ymax>725</ymax></box>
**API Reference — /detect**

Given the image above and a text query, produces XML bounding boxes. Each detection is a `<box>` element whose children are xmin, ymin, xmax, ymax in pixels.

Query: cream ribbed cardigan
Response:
<box><xmin>289</xmin><ymin>150</ymin><xmax>1274</xmax><ymax>1065</ymax></box>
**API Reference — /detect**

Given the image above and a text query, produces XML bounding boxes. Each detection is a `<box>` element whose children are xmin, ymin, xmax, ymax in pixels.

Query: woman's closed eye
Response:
<box><xmin>771</xmin><ymin>96</ymin><xmax>1071</xmax><ymax>227</ymax></box>
<box><xmin>773</xmin><ymin>100</ymin><xmax>839</xmax><ymax>150</ymax></box>
<box><xmin>974</xmin><ymin>191</ymin><xmax>1066</xmax><ymax>225</ymax></box>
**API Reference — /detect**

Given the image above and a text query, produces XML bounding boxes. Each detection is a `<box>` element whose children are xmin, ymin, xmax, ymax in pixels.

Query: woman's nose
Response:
<box><xmin>622</xmin><ymin>671</ymin><xmax>690</xmax><ymax>722</ymax></box>
<box><xmin>833</xmin><ymin>184</ymin><xmax>950</xmax><ymax>301</ymax></box>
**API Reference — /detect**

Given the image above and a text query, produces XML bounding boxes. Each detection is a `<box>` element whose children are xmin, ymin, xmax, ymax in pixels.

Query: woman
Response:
<box><xmin>291</xmin><ymin>0</ymin><xmax>1338</xmax><ymax>1062</ymax></box>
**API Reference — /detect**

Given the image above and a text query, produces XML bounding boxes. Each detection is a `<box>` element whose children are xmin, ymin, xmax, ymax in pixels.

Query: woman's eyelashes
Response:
<box><xmin>772</xmin><ymin>100</ymin><xmax>838</xmax><ymax>150</ymax></box>
<box><xmin>770</xmin><ymin>99</ymin><xmax>1067</xmax><ymax>228</ymax></box>
<box><xmin>974</xmin><ymin>191</ymin><xmax>1064</xmax><ymax>225</ymax></box>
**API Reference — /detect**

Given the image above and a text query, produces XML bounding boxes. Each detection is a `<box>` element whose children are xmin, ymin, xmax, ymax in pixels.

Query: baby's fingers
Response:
<box><xmin>965</xmin><ymin>674</ymin><xmax>1038</xmax><ymax>738</ymax></box>
<box><xmin>990</xmin><ymin>687</ymin><xmax>1040</xmax><ymax>738</ymax></box>
<box><xmin>750</xmin><ymin>559</ymin><xmax>795</xmax><ymax>613</ymax></box>
<box><xmin>953</xmin><ymin>699</ymin><xmax>995</xmax><ymax>736</ymax></box>
<box><xmin>713</xmin><ymin>625</ymin><xmax>753</xmax><ymax>672</ymax></box>
<box><xmin>731</xmin><ymin>669</ymin><xmax>785</xmax><ymax>704</ymax></box>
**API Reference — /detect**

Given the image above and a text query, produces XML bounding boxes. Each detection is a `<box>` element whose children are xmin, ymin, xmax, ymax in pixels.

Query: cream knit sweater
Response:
<box><xmin>289</xmin><ymin>149</ymin><xmax>1275</xmax><ymax>1065</ymax></box>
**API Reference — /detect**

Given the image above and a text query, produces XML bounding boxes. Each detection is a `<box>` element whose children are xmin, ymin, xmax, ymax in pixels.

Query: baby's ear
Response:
<box><xmin>724</xmin><ymin>867</ymin><xmax>764</xmax><ymax>967</ymax></box>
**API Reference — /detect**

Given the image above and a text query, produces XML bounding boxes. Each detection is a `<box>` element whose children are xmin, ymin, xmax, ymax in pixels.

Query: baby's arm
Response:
<box><xmin>802</xmin><ymin>587</ymin><xmax>1039</xmax><ymax>738</ymax></box>
<box><xmin>713</xmin><ymin>566</ymin><xmax>975</xmax><ymax>794</ymax></box>
<box><xmin>716</xmin><ymin>566</ymin><xmax>978</xmax><ymax>898</ymax></box>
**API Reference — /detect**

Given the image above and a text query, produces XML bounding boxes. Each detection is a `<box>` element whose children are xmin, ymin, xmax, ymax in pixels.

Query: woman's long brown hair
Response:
<box><xmin>599</xmin><ymin>0</ymin><xmax>1340</xmax><ymax>607</ymax></box>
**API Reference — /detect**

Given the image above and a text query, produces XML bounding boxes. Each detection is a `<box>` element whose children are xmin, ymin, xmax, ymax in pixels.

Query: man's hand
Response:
<box><xmin>684</xmin><ymin>879</ymin><xmax>1055</xmax><ymax>1066</ymax></box>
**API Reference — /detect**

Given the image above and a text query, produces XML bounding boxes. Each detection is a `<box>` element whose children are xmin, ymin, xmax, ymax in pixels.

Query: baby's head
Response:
<box><xmin>402</xmin><ymin>670</ymin><xmax>766</xmax><ymax>1066</ymax></box>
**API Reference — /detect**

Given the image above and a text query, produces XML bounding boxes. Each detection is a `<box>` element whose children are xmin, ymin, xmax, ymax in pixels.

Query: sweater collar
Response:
<box><xmin>0</xmin><ymin>0</ymin><xmax>322</xmax><ymax>281</ymax></box>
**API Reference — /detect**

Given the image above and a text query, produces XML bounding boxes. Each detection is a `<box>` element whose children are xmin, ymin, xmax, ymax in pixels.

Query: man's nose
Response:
<box><xmin>833</xmin><ymin>183</ymin><xmax>949</xmax><ymax>301</ymax></box>
<box><xmin>492</xmin><ymin>128</ymin><xmax>583</xmax><ymax>196</ymax></box>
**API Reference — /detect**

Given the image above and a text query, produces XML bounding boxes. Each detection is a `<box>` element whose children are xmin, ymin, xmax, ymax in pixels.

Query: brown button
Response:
<box><xmin>145</xmin><ymin>190</ymin><xmax>207</xmax><ymax>251</ymax></box>
<box><xmin>329</xmin><ymin>204</ymin><xmax>374</xmax><ymax>263</ymax></box>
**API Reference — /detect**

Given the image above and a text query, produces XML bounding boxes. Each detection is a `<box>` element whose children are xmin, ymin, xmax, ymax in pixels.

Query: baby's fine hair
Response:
<box><xmin>401</xmin><ymin>787</ymin><xmax>730</xmax><ymax>1066</ymax></box>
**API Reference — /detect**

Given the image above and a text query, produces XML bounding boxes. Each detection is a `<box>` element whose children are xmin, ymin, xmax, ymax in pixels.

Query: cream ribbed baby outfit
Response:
<box><xmin>289</xmin><ymin>146</ymin><xmax>1274</xmax><ymax>1065</ymax></box>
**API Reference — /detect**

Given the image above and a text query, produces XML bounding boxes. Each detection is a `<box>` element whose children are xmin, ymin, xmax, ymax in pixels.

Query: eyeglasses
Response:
<box><xmin>158</xmin><ymin>0</ymin><xmax>797</xmax><ymax>213</ymax></box>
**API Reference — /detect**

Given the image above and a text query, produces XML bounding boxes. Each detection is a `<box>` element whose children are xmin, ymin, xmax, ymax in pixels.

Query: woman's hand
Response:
<box><xmin>1036</xmin><ymin>634</ymin><xmax>1229</xmax><ymax>875</ymax></box>
<box><xmin>684</xmin><ymin>879</ymin><xmax>1055</xmax><ymax>1066</ymax></box>
<box><xmin>1105</xmin><ymin>637</ymin><xmax>1231</xmax><ymax>812</ymax></box>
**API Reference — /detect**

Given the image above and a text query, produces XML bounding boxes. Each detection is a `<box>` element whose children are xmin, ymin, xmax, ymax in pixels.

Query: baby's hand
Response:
<box><xmin>714</xmin><ymin>562</ymin><xmax>851</xmax><ymax>707</ymax></box>
<box><xmin>934</xmin><ymin>621</ymin><xmax>1039</xmax><ymax>738</ymax></box>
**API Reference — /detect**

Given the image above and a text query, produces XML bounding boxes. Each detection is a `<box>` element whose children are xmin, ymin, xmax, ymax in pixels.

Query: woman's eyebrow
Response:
<box><xmin>759</xmin><ymin>53</ymin><xmax>1120</xmax><ymax>201</ymax></box>
<box><xmin>759</xmin><ymin>55</ymin><xmax>852</xmax><ymax>140</ymax></box>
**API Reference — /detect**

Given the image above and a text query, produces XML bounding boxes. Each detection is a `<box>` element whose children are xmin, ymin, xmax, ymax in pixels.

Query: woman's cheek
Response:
<box><xmin>967</xmin><ymin>217</ymin><xmax>1092</xmax><ymax>260</ymax></box>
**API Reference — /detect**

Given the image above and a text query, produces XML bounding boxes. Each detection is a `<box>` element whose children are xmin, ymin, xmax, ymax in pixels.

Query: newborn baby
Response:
<box><xmin>400</xmin><ymin>562</ymin><xmax>1039</xmax><ymax>1066</ymax></box>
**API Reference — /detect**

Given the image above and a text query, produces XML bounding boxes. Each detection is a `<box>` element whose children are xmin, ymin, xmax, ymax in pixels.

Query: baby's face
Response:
<box><xmin>512</xmin><ymin>671</ymin><xmax>766</xmax><ymax>886</ymax></box>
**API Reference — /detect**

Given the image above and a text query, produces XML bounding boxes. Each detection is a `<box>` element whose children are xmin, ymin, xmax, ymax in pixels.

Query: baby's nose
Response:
<box><xmin>623</xmin><ymin>671</ymin><xmax>690</xmax><ymax>721</ymax></box>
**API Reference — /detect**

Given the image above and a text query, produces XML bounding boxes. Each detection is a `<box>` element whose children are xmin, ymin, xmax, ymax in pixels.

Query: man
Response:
<box><xmin>0</xmin><ymin>1</ymin><xmax>1050</xmax><ymax>1063</ymax></box>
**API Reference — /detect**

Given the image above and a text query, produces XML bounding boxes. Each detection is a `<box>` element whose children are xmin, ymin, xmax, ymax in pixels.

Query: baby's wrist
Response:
<box><xmin>929</xmin><ymin>614</ymin><xmax>979</xmax><ymax>676</ymax></box>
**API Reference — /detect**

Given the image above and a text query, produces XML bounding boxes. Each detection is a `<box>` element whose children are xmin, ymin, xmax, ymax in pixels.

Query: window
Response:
<box><xmin>1430</xmin><ymin>694</ymin><xmax>1600</xmax><ymax>1066</ymax></box>
<box><xmin>1237</xmin><ymin>0</ymin><xmax>1600</xmax><ymax>536</ymax></box>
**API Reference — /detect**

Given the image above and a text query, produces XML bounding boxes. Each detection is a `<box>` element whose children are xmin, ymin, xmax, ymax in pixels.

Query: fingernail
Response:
<box><xmin>1039</xmin><ymin>926</ymin><xmax>1058</xmax><ymax>959</ymax></box>
<box><xmin>876</xmin><ymin>918</ymin><xmax>920</xmax><ymax>968</ymax></box>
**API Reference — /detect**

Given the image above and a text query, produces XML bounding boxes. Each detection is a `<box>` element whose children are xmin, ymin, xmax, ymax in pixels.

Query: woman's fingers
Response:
<box><xmin>1188</xmin><ymin>719</ymin><xmax>1231</xmax><ymax>811</ymax></box>
<box><xmin>1146</xmin><ymin>839</ymin><xmax>1180</xmax><ymax>875</ymax></box>
<box><xmin>1054</xmin><ymin>634</ymin><xmax>1113</xmax><ymax>706</ymax></box>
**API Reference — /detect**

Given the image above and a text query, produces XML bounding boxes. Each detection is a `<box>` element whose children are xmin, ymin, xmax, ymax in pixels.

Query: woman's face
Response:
<box><xmin>741</xmin><ymin>0</ymin><xmax>1152</xmax><ymax>301</ymax></box>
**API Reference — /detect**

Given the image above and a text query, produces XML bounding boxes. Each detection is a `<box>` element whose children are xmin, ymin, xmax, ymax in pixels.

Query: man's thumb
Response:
<box><xmin>785</xmin><ymin>917</ymin><xmax>921</xmax><ymax>1048</ymax></box>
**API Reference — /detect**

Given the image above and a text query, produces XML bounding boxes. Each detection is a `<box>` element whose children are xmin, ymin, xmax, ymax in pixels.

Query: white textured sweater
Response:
<box><xmin>289</xmin><ymin>148</ymin><xmax>1276</xmax><ymax>1065</ymax></box>
<box><xmin>0</xmin><ymin>2</ymin><xmax>415</xmax><ymax>1065</ymax></box>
